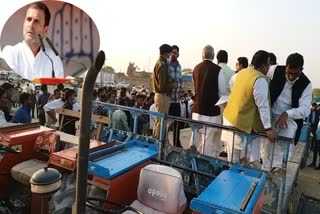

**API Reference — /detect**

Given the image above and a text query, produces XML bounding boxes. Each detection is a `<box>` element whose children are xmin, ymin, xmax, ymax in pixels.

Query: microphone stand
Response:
<box><xmin>43</xmin><ymin>52</ymin><xmax>55</xmax><ymax>78</ymax></box>
<box><xmin>38</xmin><ymin>34</ymin><xmax>55</xmax><ymax>78</ymax></box>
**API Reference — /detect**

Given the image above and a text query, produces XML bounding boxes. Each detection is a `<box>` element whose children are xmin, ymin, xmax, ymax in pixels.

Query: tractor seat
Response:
<box><xmin>11</xmin><ymin>159</ymin><xmax>47</xmax><ymax>185</ymax></box>
<box><xmin>123</xmin><ymin>164</ymin><xmax>187</xmax><ymax>214</ymax></box>
<box><xmin>11</xmin><ymin>132</ymin><xmax>57</xmax><ymax>185</ymax></box>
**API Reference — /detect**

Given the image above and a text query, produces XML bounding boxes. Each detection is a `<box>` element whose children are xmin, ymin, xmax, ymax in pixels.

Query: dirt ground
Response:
<box><xmin>290</xmin><ymin>153</ymin><xmax>320</xmax><ymax>213</ymax></box>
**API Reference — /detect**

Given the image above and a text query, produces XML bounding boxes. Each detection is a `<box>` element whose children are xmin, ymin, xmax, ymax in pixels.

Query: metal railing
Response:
<box><xmin>87</xmin><ymin>101</ymin><xmax>294</xmax><ymax>213</ymax></box>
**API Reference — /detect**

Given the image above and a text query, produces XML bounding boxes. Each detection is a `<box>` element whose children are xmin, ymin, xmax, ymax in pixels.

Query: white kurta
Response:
<box><xmin>0</xmin><ymin>110</ymin><xmax>16</xmax><ymax>127</ymax></box>
<box><xmin>218</xmin><ymin>63</ymin><xmax>235</xmax><ymax>94</ymax></box>
<box><xmin>261</xmin><ymin>65</ymin><xmax>312</xmax><ymax>170</ymax></box>
<box><xmin>190</xmin><ymin>60</ymin><xmax>228</xmax><ymax>157</ymax></box>
<box><xmin>2</xmin><ymin>41</ymin><xmax>64</xmax><ymax>80</ymax></box>
<box><xmin>44</xmin><ymin>99</ymin><xmax>80</xmax><ymax>126</ymax></box>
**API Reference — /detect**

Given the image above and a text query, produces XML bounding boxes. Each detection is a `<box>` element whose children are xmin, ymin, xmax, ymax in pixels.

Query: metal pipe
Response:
<box><xmin>159</xmin><ymin>117</ymin><xmax>165</xmax><ymax>159</ymax></box>
<box><xmin>277</xmin><ymin>175</ymin><xmax>285</xmax><ymax>214</ymax></box>
<box><xmin>133</xmin><ymin>113</ymin><xmax>138</xmax><ymax>134</ymax></box>
<box><xmin>242</xmin><ymin>135</ymin><xmax>248</xmax><ymax>161</ymax></box>
<box><xmin>231</xmin><ymin>131</ymin><xmax>235</xmax><ymax>163</ymax></box>
<box><xmin>166</xmin><ymin>115</ymin><xmax>293</xmax><ymax>142</ymax></box>
<box><xmin>270</xmin><ymin>141</ymin><xmax>276</xmax><ymax>171</ymax></box>
<box><xmin>151</xmin><ymin>158</ymin><xmax>216</xmax><ymax>179</ymax></box>
<box><xmin>73</xmin><ymin>51</ymin><xmax>105</xmax><ymax>214</ymax></box>
<box><xmin>201</xmin><ymin>126</ymin><xmax>207</xmax><ymax>154</ymax></box>
<box><xmin>91</xmin><ymin>103</ymin><xmax>293</xmax><ymax>143</ymax></box>
<box><xmin>277</xmin><ymin>141</ymin><xmax>290</xmax><ymax>214</ymax></box>
<box><xmin>191</xmin><ymin>157</ymin><xmax>201</xmax><ymax>194</ymax></box>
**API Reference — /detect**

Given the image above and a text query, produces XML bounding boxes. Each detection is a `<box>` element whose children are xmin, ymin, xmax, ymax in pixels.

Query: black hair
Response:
<box><xmin>217</xmin><ymin>50</ymin><xmax>228</xmax><ymax>63</ymax></box>
<box><xmin>286</xmin><ymin>53</ymin><xmax>304</xmax><ymax>69</ymax></box>
<box><xmin>0</xmin><ymin>89</ymin><xmax>6</xmax><ymax>98</ymax></box>
<box><xmin>41</xmin><ymin>84</ymin><xmax>48</xmax><ymax>92</ymax></box>
<box><xmin>1</xmin><ymin>83</ymin><xmax>14</xmax><ymax>90</ymax></box>
<box><xmin>62</xmin><ymin>88</ymin><xmax>70</xmax><ymax>93</ymax></box>
<box><xmin>136</xmin><ymin>94</ymin><xmax>145</xmax><ymax>100</ymax></box>
<box><xmin>237</xmin><ymin>57</ymin><xmax>248</xmax><ymax>68</ymax></box>
<box><xmin>159</xmin><ymin>44</ymin><xmax>172</xmax><ymax>55</ymax></box>
<box><xmin>29</xmin><ymin>1</ymin><xmax>51</xmax><ymax>27</ymax></box>
<box><xmin>19</xmin><ymin>92</ymin><xmax>30</xmax><ymax>104</ymax></box>
<box><xmin>107</xmin><ymin>92</ymin><xmax>116</xmax><ymax>100</ymax></box>
<box><xmin>251</xmin><ymin>50</ymin><xmax>269</xmax><ymax>69</ymax></box>
<box><xmin>269</xmin><ymin>53</ymin><xmax>277</xmax><ymax>65</ymax></box>
<box><xmin>171</xmin><ymin>45</ymin><xmax>179</xmax><ymax>52</ymax></box>
<box><xmin>54</xmin><ymin>88</ymin><xmax>61</xmax><ymax>94</ymax></box>
<box><xmin>57</xmin><ymin>83</ymin><xmax>64</xmax><ymax>90</ymax></box>
<box><xmin>64</xmin><ymin>89</ymin><xmax>75</xmax><ymax>101</ymax></box>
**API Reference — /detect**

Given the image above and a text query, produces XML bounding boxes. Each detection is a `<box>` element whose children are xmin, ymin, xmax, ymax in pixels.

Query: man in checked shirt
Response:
<box><xmin>168</xmin><ymin>45</ymin><xmax>184</xmax><ymax>148</ymax></box>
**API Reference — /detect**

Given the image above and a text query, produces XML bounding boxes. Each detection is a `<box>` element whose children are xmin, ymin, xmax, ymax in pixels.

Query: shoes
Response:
<box><xmin>271</xmin><ymin>167</ymin><xmax>281</xmax><ymax>173</ymax></box>
<box><xmin>219</xmin><ymin>151</ymin><xmax>228</xmax><ymax>157</ymax></box>
<box><xmin>250</xmin><ymin>160</ymin><xmax>261</xmax><ymax>168</ymax></box>
<box><xmin>308</xmin><ymin>163</ymin><xmax>316</xmax><ymax>167</ymax></box>
<box><xmin>315</xmin><ymin>166</ymin><xmax>320</xmax><ymax>170</ymax></box>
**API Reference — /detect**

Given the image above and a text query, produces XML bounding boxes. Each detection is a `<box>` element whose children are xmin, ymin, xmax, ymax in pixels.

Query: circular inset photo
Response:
<box><xmin>0</xmin><ymin>0</ymin><xmax>100</xmax><ymax>80</ymax></box>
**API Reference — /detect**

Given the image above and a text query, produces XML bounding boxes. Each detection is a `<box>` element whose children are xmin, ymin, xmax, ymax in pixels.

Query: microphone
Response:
<box><xmin>38</xmin><ymin>34</ymin><xmax>55</xmax><ymax>78</ymax></box>
<box><xmin>38</xmin><ymin>34</ymin><xmax>46</xmax><ymax>52</ymax></box>
<box><xmin>45</xmin><ymin>37</ymin><xmax>88</xmax><ymax>75</ymax></box>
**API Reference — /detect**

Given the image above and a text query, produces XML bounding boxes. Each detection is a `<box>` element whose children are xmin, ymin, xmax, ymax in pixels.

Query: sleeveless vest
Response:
<box><xmin>270</xmin><ymin>65</ymin><xmax>310</xmax><ymax>144</ymax></box>
<box><xmin>224</xmin><ymin>67</ymin><xmax>268</xmax><ymax>133</ymax></box>
<box><xmin>192</xmin><ymin>60</ymin><xmax>220</xmax><ymax>116</ymax></box>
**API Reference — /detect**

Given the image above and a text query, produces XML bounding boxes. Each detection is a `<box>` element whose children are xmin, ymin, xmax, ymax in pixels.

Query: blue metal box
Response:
<box><xmin>190</xmin><ymin>166</ymin><xmax>266</xmax><ymax>214</ymax></box>
<box><xmin>88</xmin><ymin>140</ymin><xmax>158</xmax><ymax>179</ymax></box>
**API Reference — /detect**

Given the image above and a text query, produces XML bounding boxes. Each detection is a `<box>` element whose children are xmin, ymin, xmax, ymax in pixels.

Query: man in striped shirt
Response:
<box><xmin>168</xmin><ymin>45</ymin><xmax>183</xmax><ymax>147</ymax></box>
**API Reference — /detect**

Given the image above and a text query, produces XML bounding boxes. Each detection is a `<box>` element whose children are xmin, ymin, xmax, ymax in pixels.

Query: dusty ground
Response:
<box><xmin>291</xmin><ymin>154</ymin><xmax>320</xmax><ymax>212</ymax></box>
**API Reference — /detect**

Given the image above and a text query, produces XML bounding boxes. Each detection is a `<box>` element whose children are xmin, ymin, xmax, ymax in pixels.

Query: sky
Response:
<box><xmin>0</xmin><ymin>0</ymin><xmax>320</xmax><ymax>87</ymax></box>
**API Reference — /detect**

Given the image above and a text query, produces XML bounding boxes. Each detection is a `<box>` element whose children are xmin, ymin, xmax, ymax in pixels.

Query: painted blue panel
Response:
<box><xmin>298</xmin><ymin>124</ymin><xmax>309</xmax><ymax>143</ymax></box>
<box><xmin>182</xmin><ymin>75</ymin><xmax>192</xmax><ymax>82</ymax></box>
<box><xmin>88</xmin><ymin>140</ymin><xmax>158</xmax><ymax>179</ymax></box>
<box><xmin>190</xmin><ymin>166</ymin><xmax>266</xmax><ymax>214</ymax></box>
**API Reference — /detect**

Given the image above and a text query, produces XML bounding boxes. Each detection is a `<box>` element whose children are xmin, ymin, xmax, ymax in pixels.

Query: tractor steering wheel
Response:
<box><xmin>86</xmin><ymin>197</ymin><xmax>143</xmax><ymax>214</ymax></box>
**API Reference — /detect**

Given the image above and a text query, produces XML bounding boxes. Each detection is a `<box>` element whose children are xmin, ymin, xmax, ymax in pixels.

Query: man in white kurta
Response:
<box><xmin>44</xmin><ymin>96</ymin><xmax>80</xmax><ymax>127</ymax></box>
<box><xmin>190</xmin><ymin>45</ymin><xmax>228</xmax><ymax>157</ymax></box>
<box><xmin>222</xmin><ymin>50</ymin><xmax>276</xmax><ymax>164</ymax></box>
<box><xmin>223</xmin><ymin>73</ymin><xmax>272</xmax><ymax>163</ymax></box>
<box><xmin>1</xmin><ymin>2</ymin><xmax>64</xmax><ymax>81</ymax></box>
<box><xmin>2</xmin><ymin>41</ymin><xmax>63</xmax><ymax>80</ymax></box>
<box><xmin>261</xmin><ymin>57</ymin><xmax>312</xmax><ymax>170</ymax></box>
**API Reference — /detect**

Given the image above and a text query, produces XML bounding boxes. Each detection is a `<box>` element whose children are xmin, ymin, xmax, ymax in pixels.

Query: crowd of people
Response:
<box><xmin>91</xmin><ymin>83</ymin><xmax>194</xmax><ymax>138</ymax></box>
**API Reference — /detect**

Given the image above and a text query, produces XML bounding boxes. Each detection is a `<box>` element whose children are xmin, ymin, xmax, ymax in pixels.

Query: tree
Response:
<box><xmin>313</xmin><ymin>88</ymin><xmax>320</xmax><ymax>100</ymax></box>
<box><xmin>101</xmin><ymin>65</ymin><xmax>115</xmax><ymax>73</ymax></box>
<box><xmin>127</xmin><ymin>62</ymin><xmax>139</xmax><ymax>76</ymax></box>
